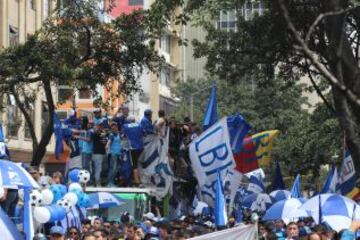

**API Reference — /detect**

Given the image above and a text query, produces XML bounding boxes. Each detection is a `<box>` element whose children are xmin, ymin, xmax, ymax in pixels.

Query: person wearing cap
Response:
<box><xmin>113</xmin><ymin>106</ymin><xmax>130</xmax><ymax>131</ymax></box>
<box><xmin>140</xmin><ymin>109</ymin><xmax>155</xmax><ymax>135</ymax></box>
<box><xmin>49</xmin><ymin>225</ymin><xmax>65</xmax><ymax>240</ymax></box>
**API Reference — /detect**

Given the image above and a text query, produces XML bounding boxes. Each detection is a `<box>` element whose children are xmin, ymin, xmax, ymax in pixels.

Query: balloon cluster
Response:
<box><xmin>32</xmin><ymin>169</ymin><xmax>91</xmax><ymax>224</ymax></box>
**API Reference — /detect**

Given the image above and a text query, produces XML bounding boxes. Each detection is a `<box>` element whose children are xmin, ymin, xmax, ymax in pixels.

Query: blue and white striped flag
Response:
<box><xmin>247</xmin><ymin>175</ymin><xmax>265</xmax><ymax>194</ymax></box>
<box><xmin>337</xmin><ymin>149</ymin><xmax>356</xmax><ymax>196</ymax></box>
<box><xmin>139</xmin><ymin>129</ymin><xmax>173</xmax><ymax>199</ymax></box>
<box><xmin>321</xmin><ymin>165</ymin><xmax>338</xmax><ymax>194</ymax></box>
<box><xmin>215</xmin><ymin>171</ymin><xmax>228</xmax><ymax>228</ymax></box>
<box><xmin>290</xmin><ymin>174</ymin><xmax>302</xmax><ymax>198</ymax></box>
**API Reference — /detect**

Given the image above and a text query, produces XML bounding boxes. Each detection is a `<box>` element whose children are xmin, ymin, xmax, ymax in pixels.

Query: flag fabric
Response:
<box><xmin>0</xmin><ymin>123</ymin><xmax>4</xmax><ymax>142</ymax></box>
<box><xmin>290</xmin><ymin>174</ymin><xmax>302</xmax><ymax>198</ymax></box>
<box><xmin>337</xmin><ymin>149</ymin><xmax>356</xmax><ymax>196</ymax></box>
<box><xmin>138</xmin><ymin>129</ymin><xmax>173</xmax><ymax>200</ymax></box>
<box><xmin>272</xmin><ymin>161</ymin><xmax>285</xmax><ymax>191</ymax></box>
<box><xmin>215</xmin><ymin>172</ymin><xmax>228</xmax><ymax>227</ymax></box>
<box><xmin>234</xmin><ymin>130</ymin><xmax>280</xmax><ymax>173</ymax></box>
<box><xmin>227</xmin><ymin>114</ymin><xmax>251</xmax><ymax>154</ymax></box>
<box><xmin>0</xmin><ymin>207</ymin><xmax>24</xmax><ymax>240</ymax></box>
<box><xmin>321</xmin><ymin>165</ymin><xmax>338</xmax><ymax>194</ymax></box>
<box><xmin>190</xmin><ymin>117</ymin><xmax>235</xmax><ymax>206</ymax></box>
<box><xmin>227</xmin><ymin>170</ymin><xmax>244</xmax><ymax>206</ymax></box>
<box><xmin>188</xmin><ymin>223</ymin><xmax>256</xmax><ymax>240</ymax></box>
<box><xmin>53</xmin><ymin>112</ymin><xmax>64</xmax><ymax>159</ymax></box>
<box><xmin>203</xmin><ymin>85</ymin><xmax>218</xmax><ymax>131</ymax></box>
<box><xmin>247</xmin><ymin>175</ymin><xmax>265</xmax><ymax>194</ymax></box>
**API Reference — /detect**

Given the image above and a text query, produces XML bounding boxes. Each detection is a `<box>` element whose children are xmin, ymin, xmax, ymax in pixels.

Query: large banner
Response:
<box><xmin>190</xmin><ymin>118</ymin><xmax>235</xmax><ymax>206</ymax></box>
<box><xmin>138</xmin><ymin>130</ymin><xmax>173</xmax><ymax>200</ymax></box>
<box><xmin>189</xmin><ymin>224</ymin><xmax>257</xmax><ymax>240</ymax></box>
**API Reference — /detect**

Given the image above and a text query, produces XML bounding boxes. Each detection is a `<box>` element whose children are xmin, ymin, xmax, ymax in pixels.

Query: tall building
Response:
<box><xmin>107</xmin><ymin>0</ymin><xmax>183</xmax><ymax>118</ymax></box>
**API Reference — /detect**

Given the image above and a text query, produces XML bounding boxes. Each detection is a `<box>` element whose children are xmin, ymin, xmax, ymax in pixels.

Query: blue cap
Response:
<box><xmin>144</xmin><ymin>109</ymin><xmax>152</xmax><ymax>114</ymax></box>
<box><xmin>50</xmin><ymin>226</ymin><xmax>65</xmax><ymax>235</ymax></box>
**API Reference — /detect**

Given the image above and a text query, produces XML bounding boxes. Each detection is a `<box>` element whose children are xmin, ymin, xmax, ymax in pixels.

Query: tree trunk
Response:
<box><xmin>30</xmin><ymin>80</ymin><xmax>55</xmax><ymax>166</ymax></box>
<box><xmin>324</xmin><ymin>0</ymin><xmax>360</xmax><ymax>174</ymax></box>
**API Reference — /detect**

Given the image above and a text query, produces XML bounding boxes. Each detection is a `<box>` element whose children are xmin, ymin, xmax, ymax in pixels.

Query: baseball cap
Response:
<box><xmin>143</xmin><ymin>212</ymin><xmax>156</xmax><ymax>221</ymax></box>
<box><xmin>50</xmin><ymin>226</ymin><xmax>65</xmax><ymax>236</ymax></box>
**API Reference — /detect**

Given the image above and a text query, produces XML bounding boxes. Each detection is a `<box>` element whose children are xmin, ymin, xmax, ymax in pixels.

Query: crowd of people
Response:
<box><xmin>258</xmin><ymin>218</ymin><xmax>360</xmax><ymax>240</ymax></box>
<box><xmin>61</xmin><ymin>106</ymin><xmax>199</xmax><ymax>188</ymax></box>
<box><xmin>34</xmin><ymin>211</ymin><xmax>232</xmax><ymax>240</ymax></box>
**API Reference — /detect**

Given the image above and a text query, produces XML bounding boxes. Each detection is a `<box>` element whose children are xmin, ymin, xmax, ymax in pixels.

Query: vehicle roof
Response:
<box><xmin>85</xmin><ymin>187</ymin><xmax>155</xmax><ymax>195</ymax></box>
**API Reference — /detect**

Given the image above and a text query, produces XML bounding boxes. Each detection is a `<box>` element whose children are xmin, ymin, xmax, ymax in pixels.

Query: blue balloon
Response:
<box><xmin>58</xmin><ymin>184</ymin><xmax>67</xmax><ymax>195</ymax></box>
<box><xmin>78</xmin><ymin>193</ymin><xmax>91</xmax><ymax>208</ymax></box>
<box><xmin>47</xmin><ymin>205</ymin><xmax>66</xmax><ymax>222</ymax></box>
<box><xmin>50</xmin><ymin>184</ymin><xmax>64</xmax><ymax>203</ymax></box>
<box><xmin>69</xmin><ymin>169</ymin><xmax>80</xmax><ymax>182</ymax></box>
<box><xmin>71</xmin><ymin>189</ymin><xmax>83</xmax><ymax>201</ymax></box>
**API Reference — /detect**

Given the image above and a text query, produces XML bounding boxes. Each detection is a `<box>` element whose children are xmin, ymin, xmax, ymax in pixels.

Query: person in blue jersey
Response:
<box><xmin>93</xmin><ymin>108</ymin><xmax>109</xmax><ymax>130</ymax></box>
<box><xmin>140</xmin><ymin>109</ymin><xmax>155</xmax><ymax>135</ymax></box>
<box><xmin>106</xmin><ymin>123</ymin><xmax>122</xmax><ymax>187</ymax></box>
<box><xmin>113</xmin><ymin>106</ymin><xmax>130</xmax><ymax>131</ymax></box>
<box><xmin>74</xmin><ymin>121</ymin><xmax>93</xmax><ymax>175</ymax></box>
<box><xmin>122</xmin><ymin>117</ymin><xmax>145</xmax><ymax>186</ymax></box>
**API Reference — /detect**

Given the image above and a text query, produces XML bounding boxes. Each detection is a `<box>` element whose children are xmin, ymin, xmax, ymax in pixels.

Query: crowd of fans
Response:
<box><xmin>62</xmin><ymin>106</ymin><xmax>199</xmax><ymax>188</ymax></box>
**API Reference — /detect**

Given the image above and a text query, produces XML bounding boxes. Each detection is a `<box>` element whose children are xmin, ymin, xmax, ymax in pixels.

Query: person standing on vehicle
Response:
<box><xmin>122</xmin><ymin>117</ymin><xmax>145</xmax><ymax>186</ymax></box>
<box><xmin>92</xmin><ymin>123</ymin><xmax>107</xmax><ymax>186</ymax></box>
<box><xmin>106</xmin><ymin>123</ymin><xmax>122</xmax><ymax>187</ymax></box>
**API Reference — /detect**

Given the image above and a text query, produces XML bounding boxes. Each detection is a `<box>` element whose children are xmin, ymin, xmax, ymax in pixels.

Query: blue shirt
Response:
<box><xmin>113</xmin><ymin>116</ymin><xmax>130</xmax><ymax>131</ymax></box>
<box><xmin>140</xmin><ymin>116</ymin><xmax>154</xmax><ymax>135</ymax></box>
<box><xmin>122</xmin><ymin>123</ymin><xmax>144</xmax><ymax>150</ymax></box>
<box><xmin>81</xmin><ymin>130</ymin><xmax>93</xmax><ymax>154</ymax></box>
<box><xmin>109</xmin><ymin>133</ymin><xmax>122</xmax><ymax>155</ymax></box>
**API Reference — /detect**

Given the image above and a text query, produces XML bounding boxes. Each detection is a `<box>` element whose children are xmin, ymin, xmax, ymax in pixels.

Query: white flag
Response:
<box><xmin>190</xmin><ymin>117</ymin><xmax>235</xmax><ymax>206</ymax></box>
<box><xmin>139</xmin><ymin>130</ymin><xmax>173</xmax><ymax>199</ymax></box>
<box><xmin>188</xmin><ymin>224</ymin><xmax>257</xmax><ymax>240</ymax></box>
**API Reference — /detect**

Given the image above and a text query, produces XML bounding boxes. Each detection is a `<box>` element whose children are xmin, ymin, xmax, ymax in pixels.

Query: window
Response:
<box><xmin>43</xmin><ymin>0</ymin><xmax>50</xmax><ymax>18</ymax></box>
<box><xmin>128</xmin><ymin>0</ymin><xmax>144</xmax><ymax>6</ymax></box>
<box><xmin>79</xmin><ymin>88</ymin><xmax>92</xmax><ymax>99</ymax></box>
<box><xmin>7</xmin><ymin>95</ymin><xmax>21</xmax><ymax>138</ymax></box>
<box><xmin>160</xmin><ymin>68</ymin><xmax>171</xmax><ymax>87</ymax></box>
<box><xmin>160</xmin><ymin>34</ymin><xmax>171</xmax><ymax>54</ymax></box>
<box><xmin>58</xmin><ymin>86</ymin><xmax>73</xmax><ymax>102</ymax></box>
<box><xmin>28</xmin><ymin>0</ymin><xmax>36</xmax><ymax>10</ymax></box>
<box><xmin>9</xmin><ymin>26</ymin><xmax>19</xmax><ymax>46</ymax></box>
<box><xmin>217</xmin><ymin>10</ymin><xmax>237</xmax><ymax>31</ymax></box>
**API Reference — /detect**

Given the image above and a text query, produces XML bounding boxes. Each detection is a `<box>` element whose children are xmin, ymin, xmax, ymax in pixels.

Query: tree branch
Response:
<box><xmin>278</xmin><ymin>0</ymin><xmax>360</xmax><ymax>107</ymax></box>
<box><xmin>305</xmin><ymin>62</ymin><xmax>336</xmax><ymax>114</ymax></box>
<box><xmin>305</xmin><ymin>6</ymin><xmax>360</xmax><ymax>43</ymax></box>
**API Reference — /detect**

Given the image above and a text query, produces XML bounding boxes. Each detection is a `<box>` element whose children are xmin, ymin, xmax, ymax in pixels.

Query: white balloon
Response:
<box><xmin>30</xmin><ymin>190</ymin><xmax>43</xmax><ymax>207</ymax></box>
<box><xmin>68</xmin><ymin>183</ymin><xmax>83</xmax><ymax>192</ymax></box>
<box><xmin>57</xmin><ymin>198</ymin><xmax>71</xmax><ymax>213</ymax></box>
<box><xmin>33</xmin><ymin>206</ymin><xmax>51</xmax><ymax>223</ymax></box>
<box><xmin>63</xmin><ymin>192</ymin><xmax>78</xmax><ymax>206</ymax></box>
<box><xmin>41</xmin><ymin>189</ymin><xmax>54</xmax><ymax>205</ymax></box>
<box><xmin>0</xmin><ymin>187</ymin><xmax>5</xmax><ymax>199</ymax></box>
<box><xmin>78</xmin><ymin>170</ymin><xmax>90</xmax><ymax>184</ymax></box>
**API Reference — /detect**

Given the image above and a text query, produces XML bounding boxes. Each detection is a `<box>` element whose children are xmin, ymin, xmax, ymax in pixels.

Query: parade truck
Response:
<box><xmin>85</xmin><ymin>187</ymin><xmax>154</xmax><ymax>221</ymax></box>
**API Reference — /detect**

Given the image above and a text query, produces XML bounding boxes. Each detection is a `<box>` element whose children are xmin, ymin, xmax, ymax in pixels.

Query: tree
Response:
<box><xmin>172</xmin><ymin>77</ymin><xmax>341</xmax><ymax>176</ymax></box>
<box><xmin>0</xmin><ymin>0</ymin><xmax>163</xmax><ymax>166</ymax></box>
<box><xmin>149</xmin><ymin>0</ymin><xmax>360</xmax><ymax>174</ymax></box>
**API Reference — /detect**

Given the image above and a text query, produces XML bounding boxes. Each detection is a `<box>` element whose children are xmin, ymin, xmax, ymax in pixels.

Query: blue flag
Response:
<box><xmin>247</xmin><ymin>175</ymin><xmax>265</xmax><ymax>194</ymax></box>
<box><xmin>337</xmin><ymin>149</ymin><xmax>356</xmax><ymax>195</ymax></box>
<box><xmin>290</xmin><ymin>174</ymin><xmax>302</xmax><ymax>198</ymax></box>
<box><xmin>321</xmin><ymin>165</ymin><xmax>338</xmax><ymax>194</ymax></box>
<box><xmin>0</xmin><ymin>124</ymin><xmax>4</xmax><ymax>142</ymax></box>
<box><xmin>53</xmin><ymin>112</ymin><xmax>64</xmax><ymax>159</ymax></box>
<box><xmin>203</xmin><ymin>85</ymin><xmax>218</xmax><ymax>131</ymax></box>
<box><xmin>215</xmin><ymin>171</ymin><xmax>228</xmax><ymax>227</ymax></box>
<box><xmin>227</xmin><ymin>114</ymin><xmax>251</xmax><ymax>154</ymax></box>
<box><xmin>272</xmin><ymin>162</ymin><xmax>285</xmax><ymax>191</ymax></box>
